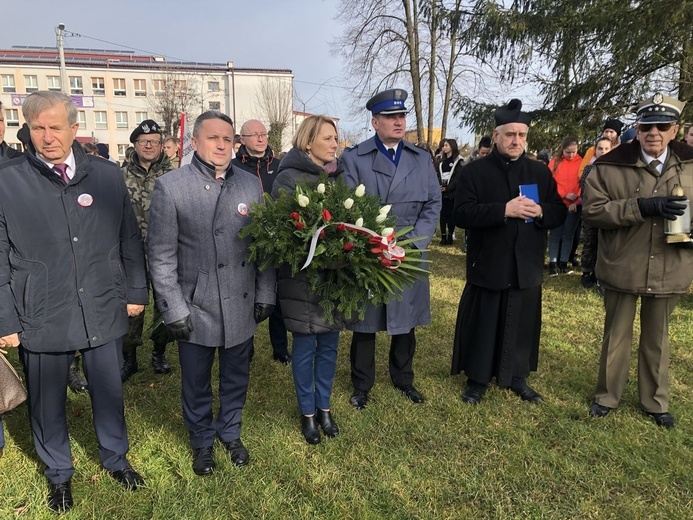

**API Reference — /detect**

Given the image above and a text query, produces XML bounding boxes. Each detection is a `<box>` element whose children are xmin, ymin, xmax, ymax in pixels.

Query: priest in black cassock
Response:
<box><xmin>450</xmin><ymin>99</ymin><xmax>566</xmax><ymax>405</ymax></box>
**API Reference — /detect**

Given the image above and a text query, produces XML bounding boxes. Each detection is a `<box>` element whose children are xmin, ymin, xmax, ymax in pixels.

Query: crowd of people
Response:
<box><xmin>0</xmin><ymin>88</ymin><xmax>691</xmax><ymax>514</ymax></box>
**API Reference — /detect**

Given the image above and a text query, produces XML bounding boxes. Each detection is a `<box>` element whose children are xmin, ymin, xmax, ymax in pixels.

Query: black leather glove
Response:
<box><xmin>637</xmin><ymin>196</ymin><xmax>686</xmax><ymax>221</ymax></box>
<box><xmin>166</xmin><ymin>315</ymin><xmax>193</xmax><ymax>341</ymax></box>
<box><xmin>254</xmin><ymin>303</ymin><xmax>274</xmax><ymax>323</ymax></box>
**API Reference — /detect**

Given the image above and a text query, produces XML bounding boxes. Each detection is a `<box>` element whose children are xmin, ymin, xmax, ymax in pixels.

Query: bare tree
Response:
<box><xmin>148</xmin><ymin>71</ymin><xmax>202</xmax><ymax>137</ymax></box>
<box><xmin>254</xmin><ymin>76</ymin><xmax>293</xmax><ymax>153</ymax></box>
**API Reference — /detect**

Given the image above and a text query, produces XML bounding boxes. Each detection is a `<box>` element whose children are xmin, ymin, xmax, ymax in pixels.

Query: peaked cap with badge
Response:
<box><xmin>367</xmin><ymin>88</ymin><xmax>409</xmax><ymax>116</ymax></box>
<box><xmin>130</xmin><ymin>119</ymin><xmax>163</xmax><ymax>143</ymax></box>
<box><xmin>493</xmin><ymin>98</ymin><xmax>532</xmax><ymax>126</ymax></box>
<box><xmin>635</xmin><ymin>93</ymin><xmax>685</xmax><ymax>124</ymax></box>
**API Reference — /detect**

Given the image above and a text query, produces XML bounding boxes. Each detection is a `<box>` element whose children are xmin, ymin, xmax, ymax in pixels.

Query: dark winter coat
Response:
<box><xmin>232</xmin><ymin>144</ymin><xmax>281</xmax><ymax>195</ymax></box>
<box><xmin>0</xmin><ymin>143</ymin><xmax>148</xmax><ymax>353</ymax></box>
<box><xmin>271</xmin><ymin>147</ymin><xmax>347</xmax><ymax>334</ymax></box>
<box><xmin>0</xmin><ymin>141</ymin><xmax>22</xmax><ymax>163</ymax></box>
<box><xmin>454</xmin><ymin>148</ymin><xmax>567</xmax><ymax>290</ymax></box>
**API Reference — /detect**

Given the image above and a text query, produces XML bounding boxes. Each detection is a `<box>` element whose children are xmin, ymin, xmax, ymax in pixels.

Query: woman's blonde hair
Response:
<box><xmin>292</xmin><ymin>115</ymin><xmax>337</xmax><ymax>152</ymax></box>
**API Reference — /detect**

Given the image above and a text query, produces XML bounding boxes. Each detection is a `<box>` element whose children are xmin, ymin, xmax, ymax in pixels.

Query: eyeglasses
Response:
<box><xmin>637</xmin><ymin>123</ymin><xmax>673</xmax><ymax>133</ymax></box>
<box><xmin>135</xmin><ymin>139</ymin><xmax>162</xmax><ymax>146</ymax></box>
<box><xmin>241</xmin><ymin>133</ymin><xmax>268</xmax><ymax>139</ymax></box>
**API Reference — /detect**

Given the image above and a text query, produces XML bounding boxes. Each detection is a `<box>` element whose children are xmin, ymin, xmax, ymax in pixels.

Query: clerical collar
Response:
<box><xmin>374</xmin><ymin>134</ymin><xmax>402</xmax><ymax>166</ymax></box>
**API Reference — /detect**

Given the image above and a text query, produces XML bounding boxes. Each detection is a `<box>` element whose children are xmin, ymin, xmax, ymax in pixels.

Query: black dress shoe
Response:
<box><xmin>68</xmin><ymin>358</ymin><xmax>88</xmax><ymax>393</ymax></box>
<box><xmin>48</xmin><ymin>481</ymin><xmax>73</xmax><ymax>512</ymax></box>
<box><xmin>349</xmin><ymin>389</ymin><xmax>369</xmax><ymax>410</ymax></box>
<box><xmin>110</xmin><ymin>465</ymin><xmax>145</xmax><ymax>490</ymax></box>
<box><xmin>461</xmin><ymin>383</ymin><xmax>486</xmax><ymax>405</ymax></box>
<box><xmin>510</xmin><ymin>383</ymin><xmax>544</xmax><ymax>403</ymax></box>
<box><xmin>589</xmin><ymin>402</ymin><xmax>611</xmax><ymax>417</ymax></box>
<box><xmin>192</xmin><ymin>446</ymin><xmax>215</xmax><ymax>476</ymax></box>
<box><xmin>316</xmin><ymin>409</ymin><xmax>339</xmax><ymax>438</ymax></box>
<box><xmin>222</xmin><ymin>439</ymin><xmax>249</xmax><ymax>466</ymax></box>
<box><xmin>301</xmin><ymin>415</ymin><xmax>321</xmax><ymax>444</ymax></box>
<box><xmin>646</xmin><ymin>411</ymin><xmax>675</xmax><ymax>429</ymax></box>
<box><xmin>151</xmin><ymin>347</ymin><xmax>171</xmax><ymax>374</ymax></box>
<box><xmin>396</xmin><ymin>385</ymin><xmax>425</xmax><ymax>404</ymax></box>
<box><xmin>272</xmin><ymin>352</ymin><xmax>292</xmax><ymax>365</ymax></box>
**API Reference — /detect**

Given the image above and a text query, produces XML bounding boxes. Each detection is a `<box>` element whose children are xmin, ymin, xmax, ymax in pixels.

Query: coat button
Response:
<box><xmin>241</xmin><ymin>261</ymin><xmax>246</xmax><ymax>267</ymax></box>
<box><xmin>243</xmin><ymin>292</ymin><xmax>248</xmax><ymax>298</ymax></box>
<box><xmin>214</xmin><ymin>229</ymin><xmax>221</xmax><ymax>235</ymax></box>
<box><xmin>73</xmin><ymin>237</ymin><xmax>78</xmax><ymax>241</ymax></box>
<box><xmin>205</xmin><ymin>185</ymin><xmax>211</xmax><ymax>190</ymax></box>
<box><xmin>92</xmin><ymin>336</ymin><xmax>97</xmax><ymax>341</ymax></box>
<box><xmin>218</xmin><ymin>263</ymin><xmax>225</xmax><ymax>268</ymax></box>
<box><xmin>79</xmin><ymin>288</ymin><xmax>84</xmax><ymax>292</ymax></box>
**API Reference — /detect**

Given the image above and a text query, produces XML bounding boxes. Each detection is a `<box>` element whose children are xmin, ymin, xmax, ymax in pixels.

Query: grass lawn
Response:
<box><xmin>1</xmin><ymin>242</ymin><xmax>692</xmax><ymax>519</ymax></box>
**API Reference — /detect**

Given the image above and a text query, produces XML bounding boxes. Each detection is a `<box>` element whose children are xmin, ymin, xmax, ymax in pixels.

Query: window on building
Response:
<box><xmin>113</xmin><ymin>78</ymin><xmax>126</xmax><ymax>96</ymax></box>
<box><xmin>5</xmin><ymin>109</ymin><xmax>20</xmax><ymax>127</ymax></box>
<box><xmin>173</xmin><ymin>79</ymin><xmax>187</xmax><ymax>90</ymax></box>
<box><xmin>208</xmin><ymin>81</ymin><xmax>220</xmax><ymax>92</ymax></box>
<box><xmin>153</xmin><ymin>79</ymin><xmax>165</xmax><ymax>93</ymax></box>
<box><xmin>9</xmin><ymin>143</ymin><xmax>22</xmax><ymax>151</ymax></box>
<box><xmin>94</xmin><ymin>111</ymin><xmax>108</xmax><ymax>130</ymax></box>
<box><xmin>135</xmin><ymin>111</ymin><xmax>148</xmax><ymax>124</ymax></box>
<box><xmin>77</xmin><ymin>111</ymin><xmax>86</xmax><ymax>130</ymax></box>
<box><xmin>2</xmin><ymin>75</ymin><xmax>16</xmax><ymax>93</ymax></box>
<box><xmin>208</xmin><ymin>101</ymin><xmax>221</xmax><ymax>110</ymax></box>
<box><xmin>115</xmin><ymin>111</ymin><xmax>128</xmax><ymax>129</ymax></box>
<box><xmin>69</xmin><ymin>76</ymin><xmax>83</xmax><ymax>95</ymax></box>
<box><xmin>92</xmin><ymin>77</ymin><xmax>105</xmax><ymax>96</ymax></box>
<box><xmin>24</xmin><ymin>75</ymin><xmax>38</xmax><ymax>93</ymax></box>
<box><xmin>47</xmin><ymin>76</ymin><xmax>61</xmax><ymax>91</ymax></box>
<box><xmin>133</xmin><ymin>79</ymin><xmax>147</xmax><ymax>97</ymax></box>
<box><xmin>117</xmin><ymin>144</ymin><xmax>129</xmax><ymax>159</ymax></box>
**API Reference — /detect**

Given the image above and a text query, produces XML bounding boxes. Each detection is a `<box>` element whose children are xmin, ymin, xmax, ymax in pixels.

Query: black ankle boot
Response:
<box><xmin>121</xmin><ymin>348</ymin><xmax>138</xmax><ymax>382</ymax></box>
<box><xmin>316</xmin><ymin>409</ymin><xmax>339</xmax><ymax>438</ymax></box>
<box><xmin>151</xmin><ymin>343</ymin><xmax>171</xmax><ymax>374</ymax></box>
<box><xmin>300</xmin><ymin>415</ymin><xmax>321</xmax><ymax>445</ymax></box>
<box><xmin>68</xmin><ymin>357</ymin><xmax>88</xmax><ymax>393</ymax></box>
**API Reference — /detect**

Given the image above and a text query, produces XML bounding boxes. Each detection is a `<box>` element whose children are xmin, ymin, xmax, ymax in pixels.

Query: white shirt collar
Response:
<box><xmin>37</xmin><ymin>150</ymin><xmax>77</xmax><ymax>180</ymax></box>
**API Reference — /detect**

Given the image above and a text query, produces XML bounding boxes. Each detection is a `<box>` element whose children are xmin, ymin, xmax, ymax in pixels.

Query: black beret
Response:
<box><xmin>493</xmin><ymin>99</ymin><xmax>532</xmax><ymax>126</ymax></box>
<box><xmin>366</xmin><ymin>88</ymin><xmax>409</xmax><ymax>115</ymax></box>
<box><xmin>130</xmin><ymin>119</ymin><xmax>162</xmax><ymax>143</ymax></box>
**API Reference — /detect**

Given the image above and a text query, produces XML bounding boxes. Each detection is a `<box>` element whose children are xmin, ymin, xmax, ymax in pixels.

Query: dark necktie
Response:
<box><xmin>648</xmin><ymin>159</ymin><xmax>661</xmax><ymax>176</ymax></box>
<box><xmin>388</xmin><ymin>148</ymin><xmax>396</xmax><ymax>160</ymax></box>
<box><xmin>53</xmin><ymin>163</ymin><xmax>70</xmax><ymax>184</ymax></box>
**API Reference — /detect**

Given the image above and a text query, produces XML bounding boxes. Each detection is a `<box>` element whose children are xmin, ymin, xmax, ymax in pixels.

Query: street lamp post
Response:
<box><xmin>56</xmin><ymin>23</ymin><xmax>69</xmax><ymax>95</ymax></box>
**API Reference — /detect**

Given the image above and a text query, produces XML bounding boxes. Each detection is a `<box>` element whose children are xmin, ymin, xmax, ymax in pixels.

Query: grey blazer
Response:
<box><xmin>147</xmin><ymin>154</ymin><xmax>276</xmax><ymax>348</ymax></box>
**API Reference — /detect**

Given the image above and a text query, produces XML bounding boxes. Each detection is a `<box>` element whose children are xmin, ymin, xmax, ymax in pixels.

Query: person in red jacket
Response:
<box><xmin>548</xmin><ymin>136</ymin><xmax>582</xmax><ymax>275</ymax></box>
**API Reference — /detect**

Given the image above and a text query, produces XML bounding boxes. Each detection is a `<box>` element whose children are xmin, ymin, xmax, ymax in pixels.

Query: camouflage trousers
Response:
<box><xmin>581</xmin><ymin>221</ymin><xmax>599</xmax><ymax>273</ymax></box>
<box><xmin>123</xmin><ymin>305</ymin><xmax>172</xmax><ymax>354</ymax></box>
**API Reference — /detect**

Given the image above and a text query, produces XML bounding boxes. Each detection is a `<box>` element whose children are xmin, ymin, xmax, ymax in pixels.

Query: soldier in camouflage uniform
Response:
<box><xmin>121</xmin><ymin>120</ymin><xmax>174</xmax><ymax>381</ymax></box>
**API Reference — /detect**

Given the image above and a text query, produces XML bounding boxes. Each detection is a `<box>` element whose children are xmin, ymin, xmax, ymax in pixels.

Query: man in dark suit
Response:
<box><xmin>147</xmin><ymin>111</ymin><xmax>275</xmax><ymax>476</ymax></box>
<box><xmin>341</xmin><ymin>88</ymin><xmax>441</xmax><ymax>409</ymax></box>
<box><xmin>0</xmin><ymin>91</ymin><xmax>148</xmax><ymax>512</ymax></box>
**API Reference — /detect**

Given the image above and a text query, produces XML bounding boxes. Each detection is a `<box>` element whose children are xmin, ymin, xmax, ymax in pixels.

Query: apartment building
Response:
<box><xmin>0</xmin><ymin>46</ymin><xmax>294</xmax><ymax>159</ymax></box>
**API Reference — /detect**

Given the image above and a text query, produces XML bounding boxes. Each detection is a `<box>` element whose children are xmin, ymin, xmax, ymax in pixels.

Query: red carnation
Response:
<box><xmin>322</xmin><ymin>209</ymin><xmax>332</xmax><ymax>222</ymax></box>
<box><xmin>369</xmin><ymin>236</ymin><xmax>382</xmax><ymax>245</ymax></box>
<box><xmin>296</xmin><ymin>221</ymin><xmax>305</xmax><ymax>230</ymax></box>
<box><xmin>380</xmin><ymin>257</ymin><xmax>393</xmax><ymax>267</ymax></box>
<box><xmin>344</xmin><ymin>242</ymin><xmax>355</xmax><ymax>252</ymax></box>
<box><xmin>320</xmin><ymin>230</ymin><xmax>326</xmax><ymax>239</ymax></box>
<box><xmin>290</xmin><ymin>212</ymin><xmax>300</xmax><ymax>221</ymax></box>
<box><xmin>337</xmin><ymin>223</ymin><xmax>346</xmax><ymax>232</ymax></box>
<box><xmin>371</xmin><ymin>247</ymin><xmax>383</xmax><ymax>255</ymax></box>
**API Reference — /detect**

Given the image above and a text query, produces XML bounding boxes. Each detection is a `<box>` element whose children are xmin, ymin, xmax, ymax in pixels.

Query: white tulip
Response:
<box><xmin>355</xmin><ymin>217</ymin><xmax>364</xmax><ymax>227</ymax></box>
<box><xmin>316</xmin><ymin>183</ymin><xmax>326</xmax><ymax>194</ymax></box>
<box><xmin>375</xmin><ymin>214</ymin><xmax>387</xmax><ymax>223</ymax></box>
<box><xmin>379</xmin><ymin>204</ymin><xmax>392</xmax><ymax>215</ymax></box>
<box><xmin>297</xmin><ymin>194</ymin><xmax>310</xmax><ymax>207</ymax></box>
<box><xmin>354</xmin><ymin>184</ymin><xmax>366</xmax><ymax>197</ymax></box>
<box><xmin>381</xmin><ymin>227</ymin><xmax>395</xmax><ymax>237</ymax></box>
<box><xmin>343</xmin><ymin>198</ymin><xmax>354</xmax><ymax>209</ymax></box>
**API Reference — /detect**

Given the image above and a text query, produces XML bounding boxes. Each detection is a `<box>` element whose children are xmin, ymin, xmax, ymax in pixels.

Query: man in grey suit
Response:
<box><xmin>341</xmin><ymin>88</ymin><xmax>441</xmax><ymax>409</ymax></box>
<box><xmin>147</xmin><ymin>111</ymin><xmax>276</xmax><ymax>476</ymax></box>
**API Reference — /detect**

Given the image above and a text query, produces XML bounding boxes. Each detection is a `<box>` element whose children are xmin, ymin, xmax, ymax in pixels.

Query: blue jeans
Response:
<box><xmin>291</xmin><ymin>332</ymin><xmax>340</xmax><ymax>416</ymax></box>
<box><xmin>549</xmin><ymin>207</ymin><xmax>581</xmax><ymax>263</ymax></box>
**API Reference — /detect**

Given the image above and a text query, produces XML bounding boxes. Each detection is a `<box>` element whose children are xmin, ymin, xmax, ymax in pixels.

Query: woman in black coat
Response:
<box><xmin>271</xmin><ymin>115</ymin><xmax>346</xmax><ymax>445</ymax></box>
<box><xmin>437</xmin><ymin>138</ymin><xmax>464</xmax><ymax>245</ymax></box>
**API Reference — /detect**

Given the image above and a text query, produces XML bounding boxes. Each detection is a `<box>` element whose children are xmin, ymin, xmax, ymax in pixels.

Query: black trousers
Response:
<box><xmin>350</xmin><ymin>329</ymin><xmax>416</xmax><ymax>391</ymax></box>
<box><xmin>267</xmin><ymin>304</ymin><xmax>289</xmax><ymax>356</ymax></box>
<box><xmin>20</xmin><ymin>340</ymin><xmax>130</xmax><ymax>484</ymax></box>
<box><xmin>178</xmin><ymin>337</ymin><xmax>252</xmax><ymax>449</ymax></box>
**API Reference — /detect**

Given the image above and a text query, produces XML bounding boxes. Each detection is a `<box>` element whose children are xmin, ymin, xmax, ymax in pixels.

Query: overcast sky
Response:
<box><xmin>0</xmin><ymin>0</ymin><xmax>473</xmax><ymax>143</ymax></box>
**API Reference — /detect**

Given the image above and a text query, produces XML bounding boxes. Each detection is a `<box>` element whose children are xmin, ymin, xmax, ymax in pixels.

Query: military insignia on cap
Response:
<box><xmin>653</xmin><ymin>93</ymin><xmax>663</xmax><ymax>104</ymax></box>
<box><xmin>142</xmin><ymin>123</ymin><xmax>151</xmax><ymax>133</ymax></box>
<box><xmin>237</xmin><ymin>203</ymin><xmax>248</xmax><ymax>216</ymax></box>
<box><xmin>395</xmin><ymin>89</ymin><xmax>402</xmax><ymax>98</ymax></box>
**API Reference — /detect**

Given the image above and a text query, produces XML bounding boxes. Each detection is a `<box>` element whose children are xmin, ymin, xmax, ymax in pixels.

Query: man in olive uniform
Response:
<box><xmin>121</xmin><ymin>120</ymin><xmax>174</xmax><ymax>381</ymax></box>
